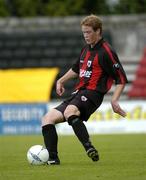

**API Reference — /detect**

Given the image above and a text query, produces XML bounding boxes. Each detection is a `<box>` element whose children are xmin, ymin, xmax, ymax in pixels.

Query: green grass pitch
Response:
<box><xmin>0</xmin><ymin>134</ymin><xmax>146</xmax><ymax>180</ymax></box>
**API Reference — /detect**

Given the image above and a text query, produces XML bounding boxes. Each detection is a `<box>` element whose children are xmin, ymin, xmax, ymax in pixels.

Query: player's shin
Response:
<box><xmin>42</xmin><ymin>124</ymin><xmax>58</xmax><ymax>159</ymax></box>
<box><xmin>67</xmin><ymin>115</ymin><xmax>99</xmax><ymax>162</ymax></box>
<box><xmin>67</xmin><ymin>115</ymin><xmax>92</xmax><ymax>150</ymax></box>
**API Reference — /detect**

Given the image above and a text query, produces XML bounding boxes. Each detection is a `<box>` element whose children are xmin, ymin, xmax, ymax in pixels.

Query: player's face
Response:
<box><xmin>81</xmin><ymin>25</ymin><xmax>100</xmax><ymax>47</ymax></box>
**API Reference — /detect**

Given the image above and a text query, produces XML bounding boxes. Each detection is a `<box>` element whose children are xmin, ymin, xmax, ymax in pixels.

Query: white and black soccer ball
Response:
<box><xmin>27</xmin><ymin>145</ymin><xmax>49</xmax><ymax>165</ymax></box>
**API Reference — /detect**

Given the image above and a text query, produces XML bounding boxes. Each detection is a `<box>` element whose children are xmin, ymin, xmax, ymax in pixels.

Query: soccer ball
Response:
<box><xmin>27</xmin><ymin>145</ymin><xmax>49</xmax><ymax>165</ymax></box>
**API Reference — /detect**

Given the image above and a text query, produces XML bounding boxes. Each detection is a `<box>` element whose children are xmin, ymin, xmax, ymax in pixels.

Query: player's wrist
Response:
<box><xmin>111</xmin><ymin>99</ymin><xmax>118</xmax><ymax>105</ymax></box>
<box><xmin>57</xmin><ymin>79</ymin><xmax>64</xmax><ymax>85</ymax></box>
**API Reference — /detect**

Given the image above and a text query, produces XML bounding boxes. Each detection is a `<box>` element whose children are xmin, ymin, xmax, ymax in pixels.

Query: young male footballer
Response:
<box><xmin>42</xmin><ymin>14</ymin><xmax>128</xmax><ymax>165</ymax></box>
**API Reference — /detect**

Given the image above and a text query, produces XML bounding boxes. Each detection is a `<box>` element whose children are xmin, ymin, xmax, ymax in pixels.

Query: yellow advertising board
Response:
<box><xmin>0</xmin><ymin>68</ymin><xmax>59</xmax><ymax>102</ymax></box>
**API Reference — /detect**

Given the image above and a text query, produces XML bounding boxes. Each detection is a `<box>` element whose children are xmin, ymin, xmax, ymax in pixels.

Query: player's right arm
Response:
<box><xmin>56</xmin><ymin>68</ymin><xmax>78</xmax><ymax>96</ymax></box>
<box><xmin>56</xmin><ymin>47</ymin><xmax>82</xmax><ymax>96</ymax></box>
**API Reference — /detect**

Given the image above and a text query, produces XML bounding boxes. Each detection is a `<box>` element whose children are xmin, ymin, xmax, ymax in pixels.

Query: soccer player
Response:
<box><xmin>42</xmin><ymin>15</ymin><xmax>128</xmax><ymax>165</ymax></box>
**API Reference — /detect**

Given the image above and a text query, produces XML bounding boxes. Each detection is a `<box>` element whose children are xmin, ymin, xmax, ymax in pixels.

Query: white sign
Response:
<box><xmin>48</xmin><ymin>100</ymin><xmax>146</xmax><ymax>134</ymax></box>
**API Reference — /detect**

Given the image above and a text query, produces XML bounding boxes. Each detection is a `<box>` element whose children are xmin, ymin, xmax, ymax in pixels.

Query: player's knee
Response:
<box><xmin>41</xmin><ymin>114</ymin><xmax>51</xmax><ymax>126</ymax></box>
<box><xmin>64</xmin><ymin>105</ymin><xmax>80</xmax><ymax>120</ymax></box>
<box><xmin>67</xmin><ymin>115</ymin><xmax>81</xmax><ymax>126</ymax></box>
<box><xmin>41</xmin><ymin>115</ymin><xmax>47</xmax><ymax>126</ymax></box>
<box><xmin>41</xmin><ymin>109</ymin><xmax>62</xmax><ymax>126</ymax></box>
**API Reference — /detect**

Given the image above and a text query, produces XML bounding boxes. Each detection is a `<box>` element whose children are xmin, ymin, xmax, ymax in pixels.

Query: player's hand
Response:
<box><xmin>56</xmin><ymin>80</ymin><xmax>65</xmax><ymax>96</ymax></box>
<box><xmin>111</xmin><ymin>100</ymin><xmax>126</xmax><ymax>117</ymax></box>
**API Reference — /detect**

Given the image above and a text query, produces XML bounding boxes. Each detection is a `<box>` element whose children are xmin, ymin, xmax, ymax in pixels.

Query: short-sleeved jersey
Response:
<box><xmin>72</xmin><ymin>38</ymin><xmax>128</xmax><ymax>94</ymax></box>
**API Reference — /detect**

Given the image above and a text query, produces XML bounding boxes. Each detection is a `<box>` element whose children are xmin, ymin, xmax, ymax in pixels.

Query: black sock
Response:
<box><xmin>42</xmin><ymin>124</ymin><xmax>58</xmax><ymax>159</ymax></box>
<box><xmin>68</xmin><ymin>115</ymin><xmax>92</xmax><ymax>151</ymax></box>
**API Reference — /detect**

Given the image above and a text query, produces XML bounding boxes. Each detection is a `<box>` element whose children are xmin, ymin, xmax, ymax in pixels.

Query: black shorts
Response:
<box><xmin>55</xmin><ymin>89</ymin><xmax>104</xmax><ymax>121</ymax></box>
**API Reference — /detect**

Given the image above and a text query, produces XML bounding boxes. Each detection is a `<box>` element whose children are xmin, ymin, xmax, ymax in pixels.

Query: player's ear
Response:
<box><xmin>96</xmin><ymin>28</ymin><xmax>100</xmax><ymax>35</ymax></box>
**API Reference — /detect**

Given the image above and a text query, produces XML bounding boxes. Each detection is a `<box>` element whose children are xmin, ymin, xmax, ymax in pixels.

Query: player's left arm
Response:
<box><xmin>107</xmin><ymin>50</ymin><xmax>128</xmax><ymax>117</ymax></box>
<box><xmin>101</xmin><ymin>46</ymin><xmax>128</xmax><ymax>117</ymax></box>
<box><xmin>111</xmin><ymin>84</ymin><xmax>126</xmax><ymax>117</ymax></box>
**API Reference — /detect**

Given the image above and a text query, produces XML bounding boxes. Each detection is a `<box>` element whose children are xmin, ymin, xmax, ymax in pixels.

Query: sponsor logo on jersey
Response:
<box><xmin>80</xmin><ymin>69</ymin><xmax>92</xmax><ymax>78</ymax></box>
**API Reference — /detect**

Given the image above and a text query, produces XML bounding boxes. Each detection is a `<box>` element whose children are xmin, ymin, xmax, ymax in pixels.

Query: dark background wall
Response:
<box><xmin>0</xmin><ymin>29</ymin><xmax>111</xmax><ymax>100</ymax></box>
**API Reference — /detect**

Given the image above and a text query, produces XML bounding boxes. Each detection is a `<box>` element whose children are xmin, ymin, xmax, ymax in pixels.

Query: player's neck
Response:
<box><xmin>90</xmin><ymin>36</ymin><xmax>102</xmax><ymax>48</ymax></box>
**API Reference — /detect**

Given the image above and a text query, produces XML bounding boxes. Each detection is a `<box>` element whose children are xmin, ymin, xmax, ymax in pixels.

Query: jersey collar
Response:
<box><xmin>89</xmin><ymin>37</ymin><xmax>104</xmax><ymax>51</ymax></box>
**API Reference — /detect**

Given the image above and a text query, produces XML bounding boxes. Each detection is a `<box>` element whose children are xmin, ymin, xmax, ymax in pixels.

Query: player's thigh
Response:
<box><xmin>42</xmin><ymin>108</ymin><xmax>64</xmax><ymax>126</ymax></box>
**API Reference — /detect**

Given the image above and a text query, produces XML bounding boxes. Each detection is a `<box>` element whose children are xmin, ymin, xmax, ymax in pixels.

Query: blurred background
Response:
<box><xmin>0</xmin><ymin>0</ymin><xmax>146</xmax><ymax>135</ymax></box>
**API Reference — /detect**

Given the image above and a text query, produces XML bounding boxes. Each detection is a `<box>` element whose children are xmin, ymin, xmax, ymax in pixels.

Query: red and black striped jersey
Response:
<box><xmin>72</xmin><ymin>38</ymin><xmax>128</xmax><ymax>94</ymax></box>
